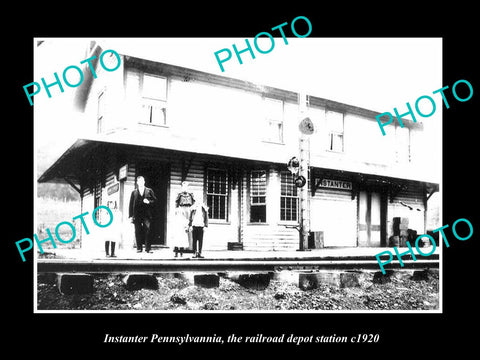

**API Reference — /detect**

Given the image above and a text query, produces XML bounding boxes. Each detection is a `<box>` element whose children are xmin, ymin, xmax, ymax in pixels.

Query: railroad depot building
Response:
<box><xmin>38</xmin><ymin>43</ymin><xmax>440</xmax><ymax>253</ymax></box>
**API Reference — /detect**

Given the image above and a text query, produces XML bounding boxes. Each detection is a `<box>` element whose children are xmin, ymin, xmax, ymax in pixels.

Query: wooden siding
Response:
<box><xmin>75</xmin><ymin>142</ymin><xmax>430</xmax><ymax>251</ymax></box>
<box><xmin>112</xmin><ymin>63</ymin><xmax>434</xmax><ymax>183</ymax></box>
<box><xmin>242</xmin><ymin>167</ymin><xmax>300</xmax><ymax>251</ymax></box>
<box><xmin>169</xmin><ymin>157</ymin><xmax>239</xmax><ymax>250</ymax></box>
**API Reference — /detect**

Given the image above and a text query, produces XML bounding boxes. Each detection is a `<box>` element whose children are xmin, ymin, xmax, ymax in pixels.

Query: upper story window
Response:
<box><xmin>263</xmin><ymin>97</ymin><xmax>284</xmax><ymax>144</ymax></box>
<box><xmin>326</xmin><ymin>110</ymin><xmax>344</xmax><ymax>152</ymax></box>
<box><xmin>395</xmin><ymin>126</ymin><xmax>410</xmax><ymax>163</ymax></box>
<box><xmin>141</xmin><ymin>74</ymin><xmax>168</xmax><ymax>126</ymax></box>
<box><xmin>97</xmin><ymin>91</ymin><xmax>105</xmax><ymax>133</ymax></box>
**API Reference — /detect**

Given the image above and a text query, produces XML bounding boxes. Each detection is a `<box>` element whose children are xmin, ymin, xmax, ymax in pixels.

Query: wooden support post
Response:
<box><xmin>181</xmin><ymin>157</ymin><xmax>193</xmax><ymax>182</ymax></box>
<box><xmin>63</xmin><ymin>177</ymin><xmax>82</xmax><ymax>194</ymax></box>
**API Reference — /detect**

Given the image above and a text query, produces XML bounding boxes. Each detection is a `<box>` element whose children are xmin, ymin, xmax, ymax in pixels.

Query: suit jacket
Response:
<box><xmin>129</xmin><ymin>187</ymin><xmax>157</xmax><ymax>220</ymax></box>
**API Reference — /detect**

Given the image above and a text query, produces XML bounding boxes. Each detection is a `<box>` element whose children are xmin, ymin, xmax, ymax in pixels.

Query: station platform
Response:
<box><xmin>36</xmin><ymin>246</ymin><xmax>440</xmax><ymax>273</ymax></box>
<box><xmin>38</xmin><ymin>246</ymin><xmax>440</xmax><ymax>261</ymax></box>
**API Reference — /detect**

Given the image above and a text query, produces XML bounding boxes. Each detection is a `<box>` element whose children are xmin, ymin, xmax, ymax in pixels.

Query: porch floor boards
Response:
<box><xmin>38</xmin><ymin>246</ymin><xmax>440</xmax><ymax>262</ymax></box>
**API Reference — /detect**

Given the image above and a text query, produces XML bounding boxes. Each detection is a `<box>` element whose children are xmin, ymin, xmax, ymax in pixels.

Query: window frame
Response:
<box><xmin>279</xmin><ymin>171</ymin><xmax>299</xmax><ymax>223</ymax></box>
<box><xmin>262</xmin><ymin>97</ymin><xmax>284</xmax><ymax>144</ymax></box>
<box><xmin>97</xmin><ymin>90</ymin><xmax>105</xmax><ymax>133</ymax></box>
<box><xmin>249</xmin><ymin>170</ymin><xmax>267</xmax><ymax>224</ymax></box>
<box><xmin>139</xmin><ymin>73</ymin><xmax>168</xmax><ymax>127</ymax></box>
<box><xmin>326</xmin><ymin>110</ymin><xmax>345</xmax><ymax>153</ymax></box>
<box><xmin>205</xmin><ymin>168</ymin><xmax>229</xmax><ymax>222</ymax></box>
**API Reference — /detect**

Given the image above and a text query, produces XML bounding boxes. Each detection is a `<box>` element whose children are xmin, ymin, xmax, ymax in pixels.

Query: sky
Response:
<box><xmin>33</xmin><ymin>37</ymin><xmax>442</xmax><ymax>179</ymax></box>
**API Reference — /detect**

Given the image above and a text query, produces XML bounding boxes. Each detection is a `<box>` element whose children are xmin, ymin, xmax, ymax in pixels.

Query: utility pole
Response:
<box><xmin>297</xmin><ymin>91</ymin><xmax>312</xmax><ymax>251</ymax></box>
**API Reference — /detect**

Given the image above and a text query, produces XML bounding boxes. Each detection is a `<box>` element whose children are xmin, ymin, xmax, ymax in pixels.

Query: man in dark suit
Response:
<box><xmin>129</xmin><ymin>176</ymin><xmax>157</xmax><ymax>253</ymax></box>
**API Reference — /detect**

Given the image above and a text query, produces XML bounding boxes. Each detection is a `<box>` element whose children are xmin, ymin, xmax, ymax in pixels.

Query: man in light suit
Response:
<box><xmin>129</xmin><ymin>176</ymin><xmax>157</xmax><ymax>253</ymax></box>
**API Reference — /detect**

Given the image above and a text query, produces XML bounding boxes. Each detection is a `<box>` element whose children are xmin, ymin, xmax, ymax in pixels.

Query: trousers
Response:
<box><xmin>192</xmin><ymin>226</ymin><xmax>204</xmax><ymax>254</ymax></box>
<box><xmin>134</xmin><ymin>218</ymin><xmax>152</xmax><ymax>251</ymax></box>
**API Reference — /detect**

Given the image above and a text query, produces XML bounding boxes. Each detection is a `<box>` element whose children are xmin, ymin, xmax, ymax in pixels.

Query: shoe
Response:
<box><xmin>198</xmin><ymin>254</ymin><xmax>204</xmax><ymax>259</ymax></box>
<box><xmin>137</xmin><ymin>250</ymin><xmax>142</xmax><ymax>253</ymax></box>
<box><xmin>110</xmin><ymin>255</ymin><xmax>117</xmax><ymax>258</ymax></box>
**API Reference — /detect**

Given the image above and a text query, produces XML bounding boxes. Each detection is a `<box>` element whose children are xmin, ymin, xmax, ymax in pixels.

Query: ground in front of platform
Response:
<box><xmin>36</xmin><ymin>270</ymin><xmax>439</xmax><ymax>311</ymax></box>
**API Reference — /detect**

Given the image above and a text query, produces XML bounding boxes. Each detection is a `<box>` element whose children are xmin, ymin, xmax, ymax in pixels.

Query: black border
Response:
<box><xmin>7</xmin><ymin>5</ymin><xmax>479</xmax><ymax>355</ymax></box>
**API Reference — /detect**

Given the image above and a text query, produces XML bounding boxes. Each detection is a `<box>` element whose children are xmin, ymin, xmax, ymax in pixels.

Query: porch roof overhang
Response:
<box><xmin>38</xmin><ymin>138</ymin><xmax>99</xmax><ymax>185</ymax></box>
<box><xmin>37</xmin><ymin>133</ymin><xmax>286</xmax><ymax>185</ymax></box>
<box><xmin>38</xmin><ymin>132</ymin><xmax>439</xmax><ymax>197</ymax></box>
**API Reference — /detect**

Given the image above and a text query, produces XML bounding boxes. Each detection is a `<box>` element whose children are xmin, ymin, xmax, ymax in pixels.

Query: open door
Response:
<box><xmin>358</xmin><ymin>191</ymin><xmax>387</xmax><ymax>247</ymax></box>
<box><xmin>136</xmin><ymin>162</ymin><xmax>169</xmax><ymax>246</ymax></box>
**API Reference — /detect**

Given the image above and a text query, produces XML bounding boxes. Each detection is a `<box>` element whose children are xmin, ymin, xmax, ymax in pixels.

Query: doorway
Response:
<box><xmin>358</xmin><ymin>191</ymin><xmax>387</xmax><ymax>247</ymax></box>
<box><xmin>310</xmin><ymin>197</ymin><xmax>357</xmax><ymax>247</ymax></box>
<box><xmin>136</xmin><ymin>162</ymin><xmax>169</xmax><ymax>246</ymax></box>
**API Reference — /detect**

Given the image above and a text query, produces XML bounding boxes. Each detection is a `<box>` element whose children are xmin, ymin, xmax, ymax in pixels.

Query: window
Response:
<box><xmin>141</xmin><ymin>74</ymin><xmax>168</xmax><ymax>126</ymax></box>
<box><xmin>263</xmin><ymin>97</ymin><xmax>284</xmax><ymax>143</ymax></box>
<box><xmin>280</xmin><ymin>171</ymin><xmax>299</xmax><ymax>222</ymax></box>
<box><xmin>250</xmin><ymin>170</ymin><xmax>267</xmax><ymax>223</ymax></box>
<box><xmin>206</xmin><ymin>169</ymin><xmax>229</xmax><ymax>221</ymax></box>
<box><xmin>97</xmin><ymin>91</ymin><xmax>105</xmax><ymax>133</ymax></box>
<box><xmin>326</xmin><ymin>110</ymin><xmax>344</xmax><ymax>152</ymax></box>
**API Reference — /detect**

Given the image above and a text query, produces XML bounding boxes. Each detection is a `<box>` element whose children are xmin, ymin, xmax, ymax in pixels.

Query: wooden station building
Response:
<box><xmin>38</xmin><ymin>42</ymin><xmax>439</xmax><ymax>253</ymax></box>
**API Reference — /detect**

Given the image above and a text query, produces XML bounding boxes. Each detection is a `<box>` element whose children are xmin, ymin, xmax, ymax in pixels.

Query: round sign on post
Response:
<box><xmin>299</xmin><ymin>117</ymin><xmax>314</xmax><ymax>135</ymax></box>
<box><xmin>295</xmin><ymin>175</ymin><xmax>306</xmax><ymax>188</ymax></box>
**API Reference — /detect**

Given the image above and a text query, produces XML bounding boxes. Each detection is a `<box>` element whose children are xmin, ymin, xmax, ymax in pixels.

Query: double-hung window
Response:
<box><xmin>250</xmin><ymin>170</ymin><xmax>267</xmax><ymax>223</ymax></box>
<box><xmin>263</xmin><ymin>97</ymin><xmax>284</xmax><ymax>144</ymax></box>
<box><xmin>141</xmin><ymin>74</ymin><xmax>168</xmax><ymax>126</ymax></box>
<box><xmin>326</xmin><ymin>110</ymin><xmax>344</xmax><ymax>152</ymax></box>
<box><xmin>206</xmin><ymin>169</ymin><xmax>229</xmax><ymax>221</ymax></box>
<box><xmin>280</xmin><ymin>171</ymin><xmax>299</xmax><ymax>222</ymax></box>
<box><xmin>97</xmin><ymin>91</ymin><xmax>105</xmax><ymax>133</ymax></box>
